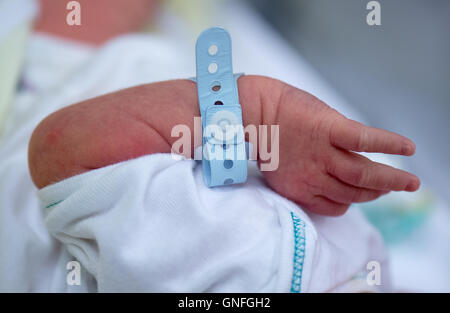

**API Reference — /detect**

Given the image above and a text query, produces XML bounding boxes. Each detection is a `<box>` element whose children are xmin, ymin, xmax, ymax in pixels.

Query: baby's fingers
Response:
<box><xmin>304</xmin><ymin>196</ymin><xmax>350</xmax><ymax>217</ymax></box>
<box><xmin>330</xmin><ymin>116</ymin><xmax>415</xmax><ymax>155</ymax></box>
<box><xmin>328</xmin><ymin>151</ymin><xmax>420</xmax><ymax>192</ymax></box>
<box><xmin>318</xmin><ymin>175</ymin><xmax>389</xmax><ymax>204</ymax></box>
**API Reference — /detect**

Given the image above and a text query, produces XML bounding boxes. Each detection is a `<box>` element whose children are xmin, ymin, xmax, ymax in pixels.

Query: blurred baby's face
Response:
<box><xmin>94</xmin><ymin>0</ymin><xmax>160</xmax><ymax>25</ymax></box>
<box><xmin>36</xmin><ymin>0</ymin><xmax>160</xmax><ymax>44</ymax></box>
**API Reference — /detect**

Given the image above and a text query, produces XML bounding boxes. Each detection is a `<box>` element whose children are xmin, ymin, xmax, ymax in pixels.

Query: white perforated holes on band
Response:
<box><xmin>208</xmin><ymin>63</ymin><xmax>218</xmax><ymax>74</ymax></box>
<box><xmin>208</xmin><ymin>44</ymin><xmax>218</xmax><ymax>56</ymax></box>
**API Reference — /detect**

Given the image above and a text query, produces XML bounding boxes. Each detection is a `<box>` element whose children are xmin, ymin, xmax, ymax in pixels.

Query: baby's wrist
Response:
<box><xmin>237</xmin><ymin>75</ymin><xmax>284</xmax><ymax>127</ymax></box>
<box><xmin>28</xmin><ymin>76</ymin><xmax>283</xmax><ymax>188</ymax></box>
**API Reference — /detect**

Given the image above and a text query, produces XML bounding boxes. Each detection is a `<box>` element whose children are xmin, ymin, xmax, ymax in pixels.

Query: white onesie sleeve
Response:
<box><xmin>38</xmin><ymin>153</ymin><xmax>390</xmax><ymax>292</ymax></box>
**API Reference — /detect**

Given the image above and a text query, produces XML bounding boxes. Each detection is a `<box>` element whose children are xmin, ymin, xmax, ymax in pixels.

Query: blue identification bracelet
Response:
<box><xmin>195</xmin><ymin>27</ymin><xmax>247</xmax><ymax>187</ymax></box>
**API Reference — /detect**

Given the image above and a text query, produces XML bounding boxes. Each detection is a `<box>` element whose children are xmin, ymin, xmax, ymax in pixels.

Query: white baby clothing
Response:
<box><xmin>37</xmin><ymin>149</ymin><xmax>391</xmax><ymax>292</ymax></box>
<box><xmin>0</xmin><ymin>4</ymin><xmax>391</xmax><ymax>292</ymax></box>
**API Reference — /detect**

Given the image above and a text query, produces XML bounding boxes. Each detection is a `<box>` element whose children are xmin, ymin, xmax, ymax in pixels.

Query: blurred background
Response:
<box><xmin>249</xmin><ymin>0</ymin><xmax>450</xmax><ymax>206</ymax></box>
<box><xmin>0</xmin><ymin>0</ymin><xmax>449</xmax><ymax>292</ymax></box>
<box><xmin>247</xmin><ymin>0</ymin><xmax>450</xmax><ymax>292</ymax></box>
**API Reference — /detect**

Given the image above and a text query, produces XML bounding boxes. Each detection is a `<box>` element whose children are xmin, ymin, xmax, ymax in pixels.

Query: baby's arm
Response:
<box><xmin>29</xmin><ymin>75</ymin><xmax>420</xmax><ymax>216</ymax></box>
<box><xmin>28</xmin><ymin>77</ymin><xmax>267</xmax><ymax>187</ymax></box>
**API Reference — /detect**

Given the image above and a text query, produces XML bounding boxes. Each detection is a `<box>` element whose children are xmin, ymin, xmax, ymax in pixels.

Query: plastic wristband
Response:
<box><xmin>195</xmin><ymin>27</ymin><xmax>247</xmax><ymax>187</ymax></box>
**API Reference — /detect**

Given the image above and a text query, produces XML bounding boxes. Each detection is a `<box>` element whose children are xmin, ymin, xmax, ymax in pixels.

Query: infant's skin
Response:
<box><xmin>28</xmin><ymin>76</ymin><xmax>420</xmax><ymax>216</ymax></box>
<box><xmin>35</xmin><ymin>0</ymin><xmax>158</xmax><ymax>45</ymax></box>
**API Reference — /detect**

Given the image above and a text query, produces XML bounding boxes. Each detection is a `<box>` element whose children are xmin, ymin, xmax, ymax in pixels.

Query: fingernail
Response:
<box><xmin>402</xmin><ymin>141</ymin><xmax>415</xmax><ymax>155</ymax></box>
<box><xmin>406</xmin><ymin>177</ymin><xmax>420</xmax><ymax>191</ymax></box>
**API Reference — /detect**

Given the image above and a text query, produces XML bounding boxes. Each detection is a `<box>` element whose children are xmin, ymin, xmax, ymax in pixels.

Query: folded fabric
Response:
<box><xmin>38</xmin><ymin>150</ymin><xmax>391</xmax><ymax>292</ymax></box>
<box><xmin>0</xmin><ymin>0</ymin><xmax>37</xmax><ymax>131</ymax></box>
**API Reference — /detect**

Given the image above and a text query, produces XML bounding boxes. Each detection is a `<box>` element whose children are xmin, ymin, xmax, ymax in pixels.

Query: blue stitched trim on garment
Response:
<box><xmin>290</xmin><ymin>212</ymin><xmax>306</xmax><ymax>293</ymax></box>
<box><xmin>45</xmin><ymin>200</ymin><xmax>63</xmax><ymax>209</ymax></box>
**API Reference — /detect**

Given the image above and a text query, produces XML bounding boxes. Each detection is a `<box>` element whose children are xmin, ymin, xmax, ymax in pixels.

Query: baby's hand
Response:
<box><xmin>260</xmin><ymin>83</ymin><xmax>420</xmax><ymax>216</ymax></box>
<box><xmin>29</xmin><ymin>76</ymin><xmax>420</xmax><ymax>217</ymax></box>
